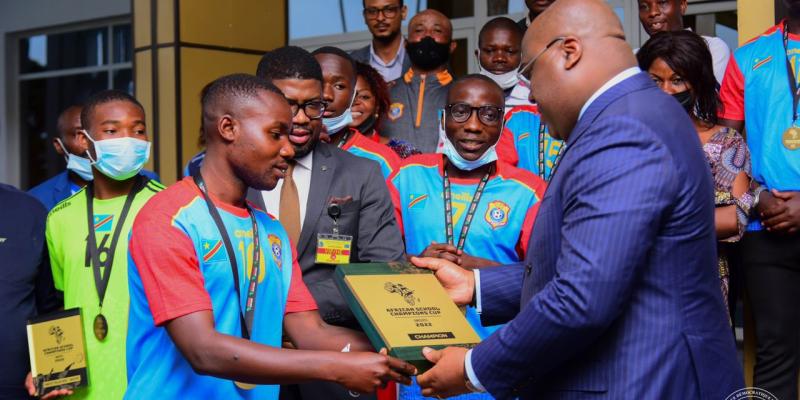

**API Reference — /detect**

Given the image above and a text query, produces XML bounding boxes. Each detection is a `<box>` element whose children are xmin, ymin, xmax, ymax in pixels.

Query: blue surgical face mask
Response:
<box><xmin>56</xmin><ymin>138</ymin><xmax>94</xmax><ymax>181</ymax></box>
<box><xmin>82</xmin><ymin>130</ymin><xmax>151</xmax><ymax>181</ymax></box>
<box><xmin>323</xmin><ymin>89</ymin><xmax>357</xmax><ymax>134</ymax></box>
<box><xmin>436</xmin><ymin>109</ymin><xmax>499</xmax><ymax>171</ymax></box>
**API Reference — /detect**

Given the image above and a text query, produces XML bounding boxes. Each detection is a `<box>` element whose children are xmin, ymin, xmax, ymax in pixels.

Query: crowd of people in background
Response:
<box><xmin>2</xmin><ymin>0</ymin><xmax>799</xmax><ymax>399</ymax></box>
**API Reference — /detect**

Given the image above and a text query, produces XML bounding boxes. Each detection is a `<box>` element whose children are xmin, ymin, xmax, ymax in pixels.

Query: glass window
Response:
<box><xmin>17</xmin><ymin>23</ymin><xmax>132</xmax><ymax>189</ymax></box>
<box><xmin>113</xmin><ymin>69</ymin><xmax>133</xmax><ymax>93</ymax></box>
<box><xmin>113</xmin><ymin>24</ymin><xmax>132</xmax><ymax>63</ymax></box>
<box><xmin>19</xmin><ymin>27</ymin><xmax>107</xmax><ymax>74</ymax></box>
<box><xmin>20</xmin><ymin>72</ymin><xmax>109</xmax><ymax>187</ymax></box>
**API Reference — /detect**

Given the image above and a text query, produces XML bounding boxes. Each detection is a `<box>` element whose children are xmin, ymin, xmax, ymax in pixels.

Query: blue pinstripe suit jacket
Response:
<box><xmin>471</xmin><ymin>73</ymin><xmax>743</xmax><ymax>399</ymax></box>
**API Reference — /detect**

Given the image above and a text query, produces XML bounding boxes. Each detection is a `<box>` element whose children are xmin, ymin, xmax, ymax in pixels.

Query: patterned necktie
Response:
<box><xmin>279</xmin><ymin>161</ymin><xmax>301</xmax><ymax>245</ymax></box>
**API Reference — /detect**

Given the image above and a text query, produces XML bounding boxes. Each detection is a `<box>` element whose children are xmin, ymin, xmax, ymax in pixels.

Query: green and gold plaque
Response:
<box><xmin>26</xmin><ymin>308</ymin><xmax>88</xmax><ymax>396</ymax></box>
<box><xmin>334</xmin><ymin>262</ymin><xmax>480</xmax><ymax>372</ymax></box>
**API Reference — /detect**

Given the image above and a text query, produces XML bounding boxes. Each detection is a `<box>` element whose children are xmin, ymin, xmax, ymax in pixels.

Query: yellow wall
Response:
<box><xmin>133</xmin><ymin>0</ymin><xmax>286</xmax><ymax>184</ymax></box>
<box><xmin>738</xmin><ymin>0</ymin><xmax>775</xmax><ymax>44</ymax></box>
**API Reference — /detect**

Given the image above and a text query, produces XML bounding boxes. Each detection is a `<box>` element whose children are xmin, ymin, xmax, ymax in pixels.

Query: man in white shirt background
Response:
<box><xmin>637</xmin><ymin>0</ymin><xmax>731</xmax><ymax>83</ymax></box>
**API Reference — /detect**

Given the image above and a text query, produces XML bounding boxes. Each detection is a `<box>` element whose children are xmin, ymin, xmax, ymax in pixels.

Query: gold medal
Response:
<box><xmin>93</xmin><ymin>313</ymin><xmax>108</xmax><ymax>341</ymax></box>
<box><xmin>234</xmin><ymin>381</ymin><xmax>256</xmax><ymax>390</ymax></box>
<box><xmin>784</xmin><ymin>127</ymin><xmax>800</xmax><ymax>150</ymax></box>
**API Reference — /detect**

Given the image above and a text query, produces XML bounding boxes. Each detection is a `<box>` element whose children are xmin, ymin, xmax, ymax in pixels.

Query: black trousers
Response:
<box><xmin>742</xmin><ymin>230</ymin><xmax>800</xmax><ymax>400</ymax></box>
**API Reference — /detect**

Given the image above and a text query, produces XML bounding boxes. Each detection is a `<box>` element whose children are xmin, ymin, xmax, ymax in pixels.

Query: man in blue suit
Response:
<box><xmin>412</xmin><ymin>0</ymin><xmax>744</xmax><ymax>398</ymax></box>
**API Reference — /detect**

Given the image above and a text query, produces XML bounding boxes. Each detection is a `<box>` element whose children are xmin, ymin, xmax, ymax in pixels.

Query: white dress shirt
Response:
<box><xmin>370</xmin><ymin>37</ymin><xmax>406</xmax><ymax>83</ymax></box>
<box><xmin>261</xmin><ymin>152</ymin><xmax>313</xmax><ymax>229</ymax></box>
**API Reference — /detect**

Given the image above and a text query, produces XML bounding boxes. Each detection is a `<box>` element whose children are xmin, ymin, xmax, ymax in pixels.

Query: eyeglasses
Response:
<box><xmin>446</xmin><ymin>103</ymin><xmax>504</xmax><ymax>126</ymax></box>
<box><xmin>363</xmin><ymin>5</ymin><xmax>401</xmax><ymax>19</ymax></box>
<box><xmin>287</xmin><ymin>100</ymin><xmax>327</xmax><ymax>119</ymax></box>
<box><xmin>516</xmin><ymin>37</ymin><xmax>565</xmax><ymax>84</ymax></box>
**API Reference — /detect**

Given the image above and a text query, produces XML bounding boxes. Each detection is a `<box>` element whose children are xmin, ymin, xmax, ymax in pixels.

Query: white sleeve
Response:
<box><xmin>704</xmin><ymin>36</ymin><xmax>731</xmax><ymax>84</ymax></box>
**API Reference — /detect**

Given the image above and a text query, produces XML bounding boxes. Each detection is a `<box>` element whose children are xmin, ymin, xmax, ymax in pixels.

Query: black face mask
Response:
<box><xmin>672</xmin><ymin>90</ymin><xmax>694</xmax><ymax>113</ymax></box>
<box><xmin>406</xmin><ymin>36</ymin><xmax>450</xmax><ymax>71</ymax></box>
<box><xmin>356</xmin><ymin>113</ymin><xmax>378</xmax><ymax>135</ymax></box>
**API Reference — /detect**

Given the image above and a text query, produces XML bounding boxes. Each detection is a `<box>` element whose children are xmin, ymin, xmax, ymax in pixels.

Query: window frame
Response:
<box><xmin>8</xmin><ymin>17</ymin><xmax>131</xmax><ymax>188</ymax></box>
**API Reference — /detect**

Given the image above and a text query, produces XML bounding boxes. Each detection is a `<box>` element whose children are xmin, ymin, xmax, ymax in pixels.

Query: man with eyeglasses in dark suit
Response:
<box><xmin>351</xmin><ymin>0</ymin><xmax>411</xmax><ymax>84</ymax></box>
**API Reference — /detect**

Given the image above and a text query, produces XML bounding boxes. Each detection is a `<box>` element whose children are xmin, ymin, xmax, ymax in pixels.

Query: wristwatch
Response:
<box><xmin>753</xmin><ymin>185</ymin><xmax>766</xmax><ymax>210</ymax></box>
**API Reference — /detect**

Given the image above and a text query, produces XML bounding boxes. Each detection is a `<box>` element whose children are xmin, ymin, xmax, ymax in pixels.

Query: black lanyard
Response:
<box><xmin>191</xmin><ymin>170</ymin><xmax>260</xmax><ymax>340</ymax></box>
<box><xmin>443</xmin><ymin>163</ymin><xmax>491</xmax><ymax>251</ymax></box>
<box><xmin>85</xmin><ymin>175</ymin><xmax>143</xmax><ymax>310</ymax></box>
<box><xmin>784</xmin><ymin>21</ymin><xmax>800</xmax><ymax>124</ymax></box>
<box><xmin>337</xmin><ymin>129</ymin><xmax>353</xmax><ymax>148</ymax></box>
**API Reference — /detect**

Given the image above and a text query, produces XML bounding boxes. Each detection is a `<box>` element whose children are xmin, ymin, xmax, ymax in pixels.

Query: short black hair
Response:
<box><xmin>478</xmin><ymin>17</ymin><xmax>523</xmax><ymax>47</ymax></box>
<box><xmin>637</xmin><ymin>30</ymin><xmax>720</xmax><ymax>124</ymax></box>
<box><xmin>311</xmin><ymin>46</ymin><xmax>357</xmax><ymax>72</ymax></box>
<box><xmin>448</xmin><ymin>74</ymin><xmax>505</xmax><ymax>106</ymax></box>
<box><xmin>256</xmin><ymin>46</ymin><xmax>323</xmax><ymax>83</ymax></box>
<box><xmin>200</xmin><ymin>73</ymin><xmax>286</xmax><ymax>133</ymax></box>
<box><xmin>80</xmin><ymin>90</ymin><xmax>144</xmax><ymax>130</ymax></box>
<box><xmin>55</xmin><ymin>104</ymin><xmax>83</xmax><ymax>139</ymax></box>
<box><xmin>362</xmin><ymin>0</ymin><xmax>403</xmax><ymax>8</ymax></box>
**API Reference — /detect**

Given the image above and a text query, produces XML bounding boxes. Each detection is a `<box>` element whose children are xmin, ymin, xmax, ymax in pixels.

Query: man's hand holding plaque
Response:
<box><xmin>333</xmin><ymin>262</ymin><xmax>481</xmax><ymax>373</ymax></box>
<box><xmin>410</xmin><ymin>256</ymin><xmax>482</xmax><ymax>397</ymax></box>
<box><xmin>409</xmin><ymin>256</ymin><xmax>475</xmax><ymax>306</ymax></box>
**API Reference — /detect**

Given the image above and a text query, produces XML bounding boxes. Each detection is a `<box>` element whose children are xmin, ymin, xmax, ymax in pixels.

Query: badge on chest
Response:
<box><xmin>315</xmin><ymin>202</ymin><xmax>353</xmax><ymax>264</ymax></box>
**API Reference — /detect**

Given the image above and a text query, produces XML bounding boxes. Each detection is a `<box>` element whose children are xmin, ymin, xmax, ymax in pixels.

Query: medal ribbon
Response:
<box><xmin>443</xmin><ymin>163</ymin><xmax>491</xmax><ymax>251</ymax></box>
<box><xmin>191</xmin><ymin>170</ymin><xmax>260</xmax><ymax>340</ymax></box>
<box><xmin>85</xmin><ymin>175</ymin><xmax>143</xmax><ymax>312</ymax></box>
<box><xmin>783</xmin><ymin>21</ymin><xmax>800</xmax><ymax>125</ymax></box>
<box><xmin>337</xmin><ymin>129</ymin><xmax>353</xmax><ymax>148</ymax></box>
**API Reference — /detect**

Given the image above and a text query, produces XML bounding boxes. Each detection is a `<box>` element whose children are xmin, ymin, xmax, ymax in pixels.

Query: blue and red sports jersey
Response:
<box><xmin>497</xmin><ymin>104</ymin><xmax>564</xmax><ymax>181</ymax></box>
<box><xmin>126</xmin><ymin>177</ymin><xmax>317</xmax><ymax>400</ymax></box>
<box><xmin>720</xmin><ymin>22</ymin><xmax>800</xmax><ymax>223</ymax></box>
<box><xmin>343</xmin><ymin>129</ymin><xmax>401</xmax><ymax>179</ymax></box>
<box><xmin>387</xmin><ymin>154</ymin><xmax>545</xmax><ymax>337</ymax></box>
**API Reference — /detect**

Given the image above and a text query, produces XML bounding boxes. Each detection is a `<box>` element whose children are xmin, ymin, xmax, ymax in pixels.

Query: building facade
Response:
<box><xmin>0</xmin><ymin>0</ymin><xmax>772</xmax><ymax>188</ymax></box>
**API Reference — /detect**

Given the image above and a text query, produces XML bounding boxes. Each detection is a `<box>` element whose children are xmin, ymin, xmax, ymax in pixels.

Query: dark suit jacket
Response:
<box><xmin>247</xmin><ymin>143</ymin><xmax>405</xmax><ymax>328</ymax></box>
<box><xmin>516</xmin><ymin>17</ymin><xmax>528</xmax><ymax>32</ymax></box>
<box><xmin>471</xmin><ymin>73</ymin><xmax>744</xmax><ymax>399</ymax></box>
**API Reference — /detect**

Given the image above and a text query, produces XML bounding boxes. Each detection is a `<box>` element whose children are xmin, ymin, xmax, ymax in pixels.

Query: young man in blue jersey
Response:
<box><xmin>387</xmin><ymin>74</ymin><xmax>545</xmax><ymax>399</ymax></box>
<box><xmin>485</xmin><ymin>17</ymin><xmax>564</xmax><ymax>182</ymax></box>
<box><xmin>126</xmin><ymin>74</ymin><xmax>414</xmax><ymax>400</ymax></box>
<box><xmin>719</xmin><ymin>1</ymin><xmax>800</xmax><ymax>398</ymax></box>
<box><xmin>312</xmin><ymin>46</ymin><xmax>400</xmax><ymax>179</ymax></box>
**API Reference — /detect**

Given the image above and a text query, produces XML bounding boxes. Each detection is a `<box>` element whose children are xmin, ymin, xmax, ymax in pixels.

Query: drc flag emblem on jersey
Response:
<box><xmin>388</xmin><ymin>103</ymin><xmax>404</xmax><ymax>121</ymax></box>
<box><xmin>268</xmin><ymin>234</ymin><xmax>282</xmax><ymax>269</ymax></box>
<box><xmin>93</xmin><ymin>214</ymin><xmax>114</xmax><ymax>232</ymax></box>
<box><xmin>201</xmin><ymin>239</ymin><xmax>227</xmax><ymax>263</ymax></box>
<box><xmin>485</xmin><ymin>200</ymin><xmax>510</xmax><ymax>229</ymax></box>
<box><xmin>408</xmin><ymin>194</ymin><xmax>428</xmax><ymax>209</ymax></box>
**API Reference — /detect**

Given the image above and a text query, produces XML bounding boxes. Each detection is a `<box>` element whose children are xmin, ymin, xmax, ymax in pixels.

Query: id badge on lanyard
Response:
<box><xmin>315</xmin><ymin>202</ymin><xmax>353</xmax><ymax>264</ymax></box>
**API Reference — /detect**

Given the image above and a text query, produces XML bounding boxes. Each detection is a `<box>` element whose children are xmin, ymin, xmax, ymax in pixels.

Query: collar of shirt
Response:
<box><xmin>578</xmin><ymin>67</ymin><xmax>641</xmax><ymax>120</ymax></box>
<box><xmin>261</xmin><ymin>150</ymin><xmax>314</xmax><ymax>227</ymax></box>
<box><xmin>294</xmin><ymin>151</ymin><xmax>313</xmax><ymax>171</ymax></box>
<box><xmin>402</xmin><ymin>67</ymin><xmax>453</xmax><ymax>87</ymax></box>
<box><xmin>370</xmin><ymin>37</ymin><xmax>405</xmax><ymax>68</ymax></box>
